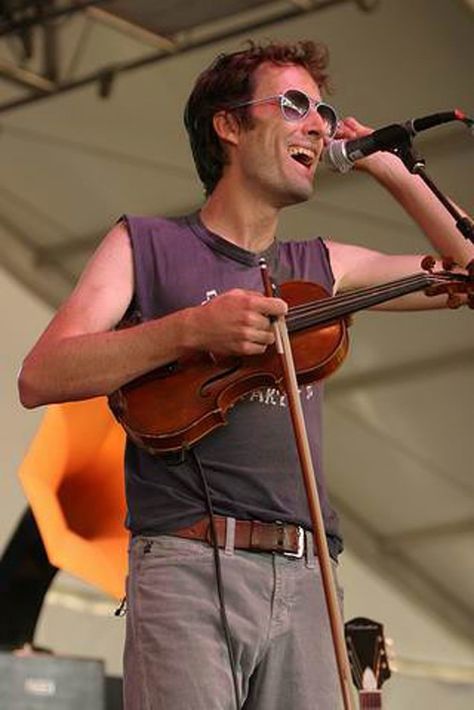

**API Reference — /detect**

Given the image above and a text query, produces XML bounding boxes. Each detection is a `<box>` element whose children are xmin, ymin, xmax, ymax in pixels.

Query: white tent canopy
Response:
<box><xmin>1</xmin><ymin>1</ymin><xmax>473</xmax><ymax>706</ymax></box>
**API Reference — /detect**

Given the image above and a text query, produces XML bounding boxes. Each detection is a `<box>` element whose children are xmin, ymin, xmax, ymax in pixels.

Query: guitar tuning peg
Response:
<box><xmin>441</xmin><ymin>256</ymin><xmax>457</xmax><ymax>272</ymax></box>
<box><xmin>421</xmin><ymin>255</ymin><xmax>436</xmax><ymax>272</ymax></box>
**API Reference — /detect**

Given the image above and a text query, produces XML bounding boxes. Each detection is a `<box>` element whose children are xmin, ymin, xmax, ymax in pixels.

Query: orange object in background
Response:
<box><xmin>18</xmin><ymin>398</ymin><xmax>127</xmax><ymax>599</ymax></box>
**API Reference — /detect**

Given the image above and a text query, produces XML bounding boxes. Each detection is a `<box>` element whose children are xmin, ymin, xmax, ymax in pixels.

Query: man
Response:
<box><xmin>19</xmin><ymin>41</ymin><xmax>472</xmax><ymax>709</ymax></box>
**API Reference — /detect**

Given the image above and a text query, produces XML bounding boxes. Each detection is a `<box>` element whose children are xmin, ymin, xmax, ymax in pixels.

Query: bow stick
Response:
<box><xmin>260</xmin><ymin>258</ymin><xmax>355</xmax><ymax>710</ymax></box>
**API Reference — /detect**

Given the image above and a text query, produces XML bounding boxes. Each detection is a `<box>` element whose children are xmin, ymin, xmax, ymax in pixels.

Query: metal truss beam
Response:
<box><xmin>0</xmin><ymin>0</ymin><xmax>375</xmax><ymax>114</ymax></box>
<box><xmin>0</xmin><ymin>59</ymin><xmax>54</xmax><ymax>91</ymax></box>
<box><xmin>0</xmin><ymin>0</ymin><xmax>109</xmax><ymax>36</ymax></box>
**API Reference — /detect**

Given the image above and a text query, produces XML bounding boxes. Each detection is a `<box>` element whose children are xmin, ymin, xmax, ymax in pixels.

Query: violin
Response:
<box><xmin>108</xmin><ymin>257</ymin><xmax>473</xmax><ymax>454</ymax></box>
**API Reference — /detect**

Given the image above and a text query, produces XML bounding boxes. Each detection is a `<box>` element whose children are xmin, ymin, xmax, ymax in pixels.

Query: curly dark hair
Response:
<box><xmin>184</xmin><ymin>40</ymin><xmax>331</xmax><ymax>196</ymax></box>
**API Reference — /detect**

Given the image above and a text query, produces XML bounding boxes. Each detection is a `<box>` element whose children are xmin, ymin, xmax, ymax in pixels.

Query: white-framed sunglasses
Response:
<box><xmin>230</xmin><ymin>88</ymin><xmax>339</xmax><ymax>138</ymax></box>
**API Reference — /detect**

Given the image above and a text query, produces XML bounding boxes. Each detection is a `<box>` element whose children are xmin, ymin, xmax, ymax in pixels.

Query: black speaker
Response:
<box><xmin>0</xmin><ymin>652</ymin><xmax>104</xmax><ymax>709</ymax></box>
<box><xmin>105</xmin><ymin>675</ymin><xmax>123</xmax><ymax>710</ymax></box>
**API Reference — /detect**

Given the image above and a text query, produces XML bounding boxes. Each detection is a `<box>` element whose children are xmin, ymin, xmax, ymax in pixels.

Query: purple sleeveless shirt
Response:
<box><xmin>122</xmin><ymin>212</ymin><xmax>342</xmax><ymax>558</ymax></box>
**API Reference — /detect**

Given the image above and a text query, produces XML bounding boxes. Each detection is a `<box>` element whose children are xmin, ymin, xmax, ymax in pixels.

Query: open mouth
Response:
<box><xmin>288</xmin><ymin>146</ymin><xmax>315</xmax><ymax>168</ymax></box>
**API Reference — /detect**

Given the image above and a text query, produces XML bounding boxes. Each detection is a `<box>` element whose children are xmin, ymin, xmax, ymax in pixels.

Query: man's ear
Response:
<box><xmin>213</xmin><ymin>111</ymin><xmax>241</xmax><ymax>147</ymax></box>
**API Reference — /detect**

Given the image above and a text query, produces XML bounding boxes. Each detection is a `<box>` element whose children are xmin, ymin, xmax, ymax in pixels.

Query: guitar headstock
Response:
<box><xmin>421</xmin><ymin>255</ymin><xmax>474</xmax><ymax>309</ymax></box>
<box><xmin>345</xmin><ymin>616</ymin><xmax>391</xmax><ymax>694</ymax></box>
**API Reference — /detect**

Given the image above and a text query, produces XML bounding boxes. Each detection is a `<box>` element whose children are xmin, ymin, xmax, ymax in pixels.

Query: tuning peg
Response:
<box><xmin>421</xmin><ymin>255</ymin><xmax>436</xmax><ymax>273</ymax></box>
<box><xmin>421</xmin><ymin>254</ymin><xmax>436</xmax><ymax>274</ymax></box>
<box><xmin>441</xmin><ymin>256</ymin><xmax>457</xmax><ymax>271</ymax></box>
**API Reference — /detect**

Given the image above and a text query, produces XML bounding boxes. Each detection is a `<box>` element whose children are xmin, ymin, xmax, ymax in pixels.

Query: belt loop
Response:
<box><xmin>224</xmin><ymin>517</ymin><xmax>236</xmax><ymax>556</ymax></box>
<box><xmin>305</xmin><ymin>531</ymin><xmax>315</xmax><ymax>569</ymax></box>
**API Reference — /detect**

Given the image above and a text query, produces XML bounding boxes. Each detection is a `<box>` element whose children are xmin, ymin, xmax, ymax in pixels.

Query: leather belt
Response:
<box><xmin>171</xmin><ymin>516</ymin><xmax>306</xmax><ymax>558</ymax></box>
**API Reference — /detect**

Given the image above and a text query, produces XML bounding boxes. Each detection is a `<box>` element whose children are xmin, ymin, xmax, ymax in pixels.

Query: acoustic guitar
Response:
<box><xmin>345</xmin><ymin>616</ymin><xmax>391</xmax><ymax>709</ymax></box>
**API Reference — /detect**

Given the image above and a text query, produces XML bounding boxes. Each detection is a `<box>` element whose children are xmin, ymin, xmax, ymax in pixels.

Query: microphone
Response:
<box><xmin>324</xmin><ymin>110</ymin><xmax>472</xmax><ymax>173</ymax></box>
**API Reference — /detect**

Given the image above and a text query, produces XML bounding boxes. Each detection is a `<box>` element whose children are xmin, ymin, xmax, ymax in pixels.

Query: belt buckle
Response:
<box><xmin>283</xmin><ymin>525</ymin><xmax>305</xmax><ymax>558</ymax></box>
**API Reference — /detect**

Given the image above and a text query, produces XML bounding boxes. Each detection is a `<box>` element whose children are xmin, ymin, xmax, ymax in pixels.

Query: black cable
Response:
<box><xmin>188</xmin><ymin>448</ymin><xmax>241</xmax><ymax>710</ymax></box>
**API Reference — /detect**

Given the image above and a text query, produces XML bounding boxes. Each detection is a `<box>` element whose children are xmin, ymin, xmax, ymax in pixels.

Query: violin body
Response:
<box><xmin>109</xmin><ymin>281</ymin><xmax>349</xmax><ymax>453</ymax></box>
<box><xmin>109</xmin><ymin>260</ymin><xmax>473</xmax><ymax>453</ymax></box>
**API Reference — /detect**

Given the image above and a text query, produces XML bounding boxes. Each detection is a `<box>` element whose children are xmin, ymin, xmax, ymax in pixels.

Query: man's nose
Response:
<box><xmin>305</xmin><ymin>106</ymin><xmax>327</xmax><ymax>138</ymax></box>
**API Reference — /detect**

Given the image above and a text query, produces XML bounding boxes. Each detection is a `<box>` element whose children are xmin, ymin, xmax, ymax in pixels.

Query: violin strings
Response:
<box><xmin>287</xmin><ymin>273</ymin><xmax>426</xmax><ymax>321</ymax></box>
<box><xmin>288</xmin><ymin>273</ymin><xmax>428</xmax><ymax>319</ymax></box>
<box><xmin>286</xmin><ymin>273</ymin><xmax>431</xmax><ymax>331</ymax></box>
<box><xmin>286</xmin><ymin>268</ymin><xmax>464</xmax><ymax>330</ymax></box>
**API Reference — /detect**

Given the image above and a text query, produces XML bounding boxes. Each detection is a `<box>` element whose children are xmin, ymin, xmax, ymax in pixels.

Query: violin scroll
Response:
<box><xmin>421</xmin><ymin>255</ymin><xmax>474</xmax><ymax>308</ymax></box>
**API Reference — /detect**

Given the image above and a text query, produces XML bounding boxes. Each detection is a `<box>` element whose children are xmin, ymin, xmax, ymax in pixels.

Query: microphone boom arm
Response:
<box><xmin>324</xmin><ymin>109</ymin><xmax>474</xmax><ymax>243</ymax></box>
<box><xmin>393</xmin><ymin>137</ymin><xmax>474</xmax><ymax>245</ymax></box>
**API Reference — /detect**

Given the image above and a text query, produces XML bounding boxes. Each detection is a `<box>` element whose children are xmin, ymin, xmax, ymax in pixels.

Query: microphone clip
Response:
<box><xmin>391</xmin><ymin>138</ymin><xmax>425</xmax><ymax>175</ymax></box>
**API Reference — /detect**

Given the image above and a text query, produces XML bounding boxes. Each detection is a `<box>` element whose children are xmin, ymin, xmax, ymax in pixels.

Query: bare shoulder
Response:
<box><xmin>83</xmin><ymin>220</ymin><xmax>133</xmax><ymax>278</ymax></box>
<box><xmin>40</xmin><ymin>221</ymin><xmax>134</xmax><ymax>339</ymax></box>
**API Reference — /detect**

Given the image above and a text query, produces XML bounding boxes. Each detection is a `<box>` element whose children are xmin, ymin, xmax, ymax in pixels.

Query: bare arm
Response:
<box><xmin>326</xmin><ymin>240</ymin><xmax>469</xmax><ymax>310</ymax></box>
<box><xmin>326</xmin><ymin>117</ymin><xmax>474</xmax><ymax>306</ymax></box>
<box><xmin>19</xmin><ymin>223</ymin><xmax>287</xmax><ymax>408</ymax></box>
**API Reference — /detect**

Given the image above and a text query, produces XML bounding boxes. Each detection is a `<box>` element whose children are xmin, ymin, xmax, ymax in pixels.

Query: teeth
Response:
<box><xmin>288</xmin><ymin>146</ymin><xmax>315</xmax><ymax>165</ymax></box>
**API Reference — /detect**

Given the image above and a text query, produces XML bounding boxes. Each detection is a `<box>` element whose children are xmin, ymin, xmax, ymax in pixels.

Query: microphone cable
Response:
<box><xmin>188</xmin><ymin>448</ymin><xmax>241</xmax><ymax>710</ymax></box>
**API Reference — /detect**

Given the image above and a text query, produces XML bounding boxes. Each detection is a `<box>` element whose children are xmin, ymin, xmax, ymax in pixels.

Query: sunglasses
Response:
<box><xmin>230</xmin><ymin>89</ymin><xmax>339</xmax><ymax>138</ymax></box>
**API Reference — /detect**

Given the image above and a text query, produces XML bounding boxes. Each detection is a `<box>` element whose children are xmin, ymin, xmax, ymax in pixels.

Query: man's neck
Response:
<box><xmin>200</xmin><ymin>180</ymin><xmax>280</xmax><ymax>253</ymax></box>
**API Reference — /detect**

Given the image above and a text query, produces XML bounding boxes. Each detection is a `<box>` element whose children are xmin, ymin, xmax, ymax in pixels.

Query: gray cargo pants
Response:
<box><xmin>124</xmin><ymin>533</ymin><xmax>344</xmax><ymax>710</ymax></box>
